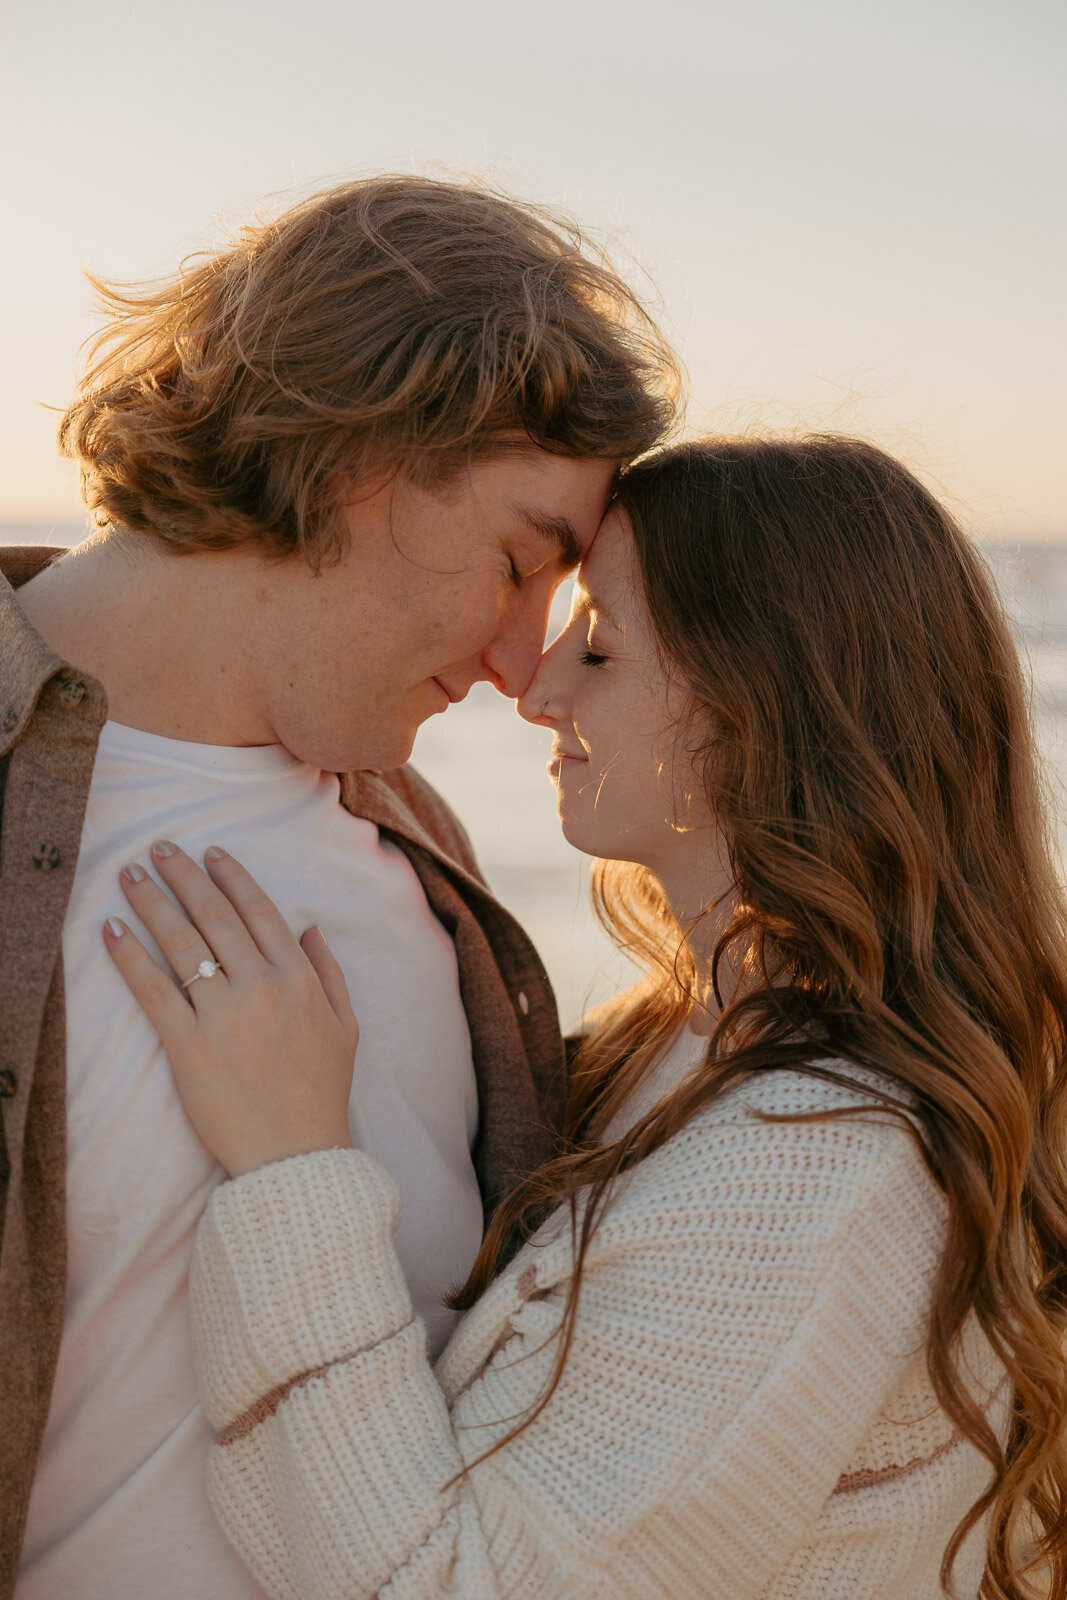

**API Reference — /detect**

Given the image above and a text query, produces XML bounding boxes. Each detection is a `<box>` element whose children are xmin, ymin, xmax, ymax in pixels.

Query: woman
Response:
<box><xmin>105</xmin><ymin>436</ymin><xmax>1067</xmax><ymax>1598</ymax></box>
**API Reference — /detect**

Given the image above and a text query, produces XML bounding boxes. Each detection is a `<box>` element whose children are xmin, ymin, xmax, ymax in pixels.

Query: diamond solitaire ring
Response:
<box><xmin>181</xmin><ymin>958</ymin><xmax>224</xmax><ymax>989</ymax></box>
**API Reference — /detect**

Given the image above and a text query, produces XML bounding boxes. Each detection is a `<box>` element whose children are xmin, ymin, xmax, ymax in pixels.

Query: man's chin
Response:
<box><xmin>352</xmin><ymin>726</ymin><xmax>421</xmax><ymax>775</ymax></box>
<box><xmin>297</xmin><ymin>699</ymin><xmax>444</xmax><ymax>775</ymax></box>
<box><xmin>277</xmin><ymin>728</ymin><xmax>417</xmax><ymax>777</ymax></box>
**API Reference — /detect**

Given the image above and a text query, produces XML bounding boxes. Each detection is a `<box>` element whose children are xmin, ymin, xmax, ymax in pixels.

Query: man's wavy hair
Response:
<box><xmin>59</xmin><ymin>175</ymin><xmax>679</xmax><ymax>566</ymax></box>
<box><xmin>456</xmin><ymin>437</ymin><xmax>1067</xmax><ymax>1598</ymax></box>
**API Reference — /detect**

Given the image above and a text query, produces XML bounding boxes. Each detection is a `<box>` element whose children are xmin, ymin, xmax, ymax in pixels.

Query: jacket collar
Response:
<box><xmin>0</xmin><ymin>546</ymin><xmax>89</xmax><ymax>757</ymax></box>
<box><xmin>337</xmin><ymin>767</ymin><xmax>490</xmax><ymax>900</ymax></box>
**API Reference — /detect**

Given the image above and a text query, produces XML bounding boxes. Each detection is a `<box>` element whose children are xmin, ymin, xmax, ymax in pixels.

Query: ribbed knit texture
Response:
<box><xmin>191</xmin><ymin>1067</ymin><xmax>1008</xmax><ymax>1599</ymax></box>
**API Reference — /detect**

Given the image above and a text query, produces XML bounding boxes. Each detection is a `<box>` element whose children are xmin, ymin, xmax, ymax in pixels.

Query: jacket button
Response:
<box><xmin>33</xmin><ymin>843</ymin><xmax>62</xmax><ymax>872</ymax></box>
<box><xmin>517</xmin><ymin>991</ymin><xmax>530</xmax><ymax>1016</ymax></box>
<box><xmin>0</xmin><ymin>1070</ymin><xmax>16</xmax><ymax>1098</ymax></box>
<box><xmin>1</xmin><ymin>708</ymin><xmax>16</xmax><ymax>732</ymax></box>
<box><xmin>58</xmin><ymin>679</ymin><xmax>87</xmax><ymax>708</ymax></box>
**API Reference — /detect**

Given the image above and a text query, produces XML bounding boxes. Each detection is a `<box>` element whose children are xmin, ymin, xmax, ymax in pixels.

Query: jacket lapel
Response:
<box><xmin>339</xmin><ymin>768</ymin><xmax>565</xmax><ymax>1215</ymax></box>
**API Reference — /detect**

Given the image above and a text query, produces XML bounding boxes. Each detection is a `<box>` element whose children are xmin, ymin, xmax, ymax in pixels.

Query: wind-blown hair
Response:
<box><xmin>456</xmin><ymin>436</ymin><xmax>1067</xmax><ymax>1598</ymax></box>
<box><xmin>59</xmin><ymin>175</ymin><xmax>678</xmax><ymax>566</ymax></box>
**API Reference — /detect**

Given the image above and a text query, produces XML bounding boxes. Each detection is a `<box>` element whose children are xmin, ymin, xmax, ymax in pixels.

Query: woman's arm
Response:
<box><xmin>105</xmin><ymin>846</ymin><xmax>948</xmax><ymax>1599</ymax></box>
<box><xmin>191</xmin><ymin>1104</ymin><xmax>946</xmax><ymax>1600</ymax></box>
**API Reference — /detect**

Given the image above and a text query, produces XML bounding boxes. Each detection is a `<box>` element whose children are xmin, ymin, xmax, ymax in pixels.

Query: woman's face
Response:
<box><xmin>519</xmin><ymin>507</ymin><xmax>727</xmax><ymax>907</ymax></box>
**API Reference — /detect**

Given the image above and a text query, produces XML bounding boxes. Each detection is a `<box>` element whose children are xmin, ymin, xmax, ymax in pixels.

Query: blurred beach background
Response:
<box><xmin>1</xmin><ymin>0</ymin><xmax>1063</xmax><ymax>1026</ymax></box>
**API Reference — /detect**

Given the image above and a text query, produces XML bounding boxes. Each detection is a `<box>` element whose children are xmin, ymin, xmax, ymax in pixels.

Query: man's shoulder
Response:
<box><xmin>0</xmin><ymin>545</ymin><xmax>62</xmax><ymax>590</ymax></box>
<box><xmin>338</xmin><ymin>764</ymin><xmax>481</xmax><ymax>881</ymax></box>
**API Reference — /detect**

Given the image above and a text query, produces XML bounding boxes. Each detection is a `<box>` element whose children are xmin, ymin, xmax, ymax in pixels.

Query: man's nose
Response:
<box><xmin>483</xmin><ymin>592</ymin><xmax>555</xmax><ymax>700</ymax></box>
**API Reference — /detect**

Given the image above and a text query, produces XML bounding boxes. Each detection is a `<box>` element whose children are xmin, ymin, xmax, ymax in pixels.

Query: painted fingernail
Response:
<box><xmin>122</xmin><ymin>862</ymin><xmax>147</xmax><ymax>883</ymax></box>
<box><xmin>151</xmin><ymin>840</ymin><xmax>176</xmax><ymax>858</ymax></box>
<box><xmin>204</xmin><ymin>845</ymin><xmax>227</xmax><ymax>862</ymax></box>
<box><xmin>106</xmin><ymin>916</ymin><xmax>125</xmax><ymax>937</ymax></box>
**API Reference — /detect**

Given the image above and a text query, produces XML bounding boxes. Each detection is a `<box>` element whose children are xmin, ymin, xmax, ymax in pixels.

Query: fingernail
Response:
<box><xmin>106</xmin><ymin>916</ymin><xmax>125</xmax><ymax>937</ymax></box>
<box><xmin>204</xmin><ymin>845</ymin><xmax>227</xmax><ymax>862</ymax></box>
<box><xmin>122</xmin><ymin>862</ymin><xmax>147</xmax><ymax>883</ymax></box>
<box><xmin>151</xmin><ymin>840</ymin><xmax>176</xmax><ymax>858</ymax></box>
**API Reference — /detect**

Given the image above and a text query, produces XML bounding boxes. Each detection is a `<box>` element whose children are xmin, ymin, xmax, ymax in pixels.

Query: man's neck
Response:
<box><xmin>15</xmin><ymin>534</ymin><xmax>275</xmax><ymax>746</ymax></box>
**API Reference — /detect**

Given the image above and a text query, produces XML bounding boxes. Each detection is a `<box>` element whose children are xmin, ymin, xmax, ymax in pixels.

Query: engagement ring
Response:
<box><xmin>181</xmin><ymin>958</ymin><xmax>224</xmax><ymax>989</ymax></box>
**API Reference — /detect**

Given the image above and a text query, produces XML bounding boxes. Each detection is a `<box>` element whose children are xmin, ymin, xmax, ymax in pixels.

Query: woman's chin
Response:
<box><xmin>556</xmin><ymin>805</ymin><xmax>664</xmax><ymax>876</ymax></box>
<box><xmin>557</xmin><ymin>805</ymin><xmax>621</xmax><ymax>862</ymax></box>
<box><xmin>556</xmin><ymin>805</ymin><xmax>597</xmax><ymax>857</ymax></box>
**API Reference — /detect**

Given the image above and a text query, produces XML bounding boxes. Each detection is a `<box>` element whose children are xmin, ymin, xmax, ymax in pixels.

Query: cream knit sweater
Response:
<box><xmin>190</xmin><ymin>1064</ymin><xmax>1009</xmax><ymax>1599</ymax></box>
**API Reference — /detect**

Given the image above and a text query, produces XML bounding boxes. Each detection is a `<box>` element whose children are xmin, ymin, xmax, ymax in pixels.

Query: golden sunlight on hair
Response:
<box><xmin>59</xmin><ymin>175</ymin><xmax>679</xmax><ymax>567</ymax></box>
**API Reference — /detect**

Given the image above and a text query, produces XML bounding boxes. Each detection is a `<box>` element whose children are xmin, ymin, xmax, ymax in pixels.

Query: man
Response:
<box><xmin>0</xmin><ymin>175</ymin><xmax>676</xmax><ymax>1597</ymax></box>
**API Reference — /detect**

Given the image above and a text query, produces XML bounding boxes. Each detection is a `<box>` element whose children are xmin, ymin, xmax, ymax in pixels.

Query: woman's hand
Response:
<box><xmin>104</xmin><ymin>841</ymin><xmax>358</xmax><ymax>1179</ymax></box>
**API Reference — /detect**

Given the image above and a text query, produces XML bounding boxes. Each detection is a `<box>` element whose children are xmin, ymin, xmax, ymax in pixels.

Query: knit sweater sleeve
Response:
<box><xmin>190</xmin><ymin>1077</ymin><xmax>947</xmax><ymax>1600</ymax></box>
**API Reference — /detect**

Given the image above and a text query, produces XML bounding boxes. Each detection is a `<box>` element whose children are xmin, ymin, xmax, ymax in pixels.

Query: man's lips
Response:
<box><xmin>432</xmin><ymin>678</ymin><xmax>468</xmax><ymax>705</ymax></box>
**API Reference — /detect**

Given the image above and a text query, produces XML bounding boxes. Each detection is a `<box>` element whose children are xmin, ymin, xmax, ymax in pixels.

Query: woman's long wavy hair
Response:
<box><xmin>454</xmin><ymin>436</ymin><xmax>1067</xmax><ymax>1597</ymax></box>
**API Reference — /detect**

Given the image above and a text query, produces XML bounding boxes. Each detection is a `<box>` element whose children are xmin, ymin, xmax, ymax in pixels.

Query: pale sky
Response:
<box><xmin>2</xmin><ymin>0</ymin><xmax>1064</xmax><ymax>538</ymax></box>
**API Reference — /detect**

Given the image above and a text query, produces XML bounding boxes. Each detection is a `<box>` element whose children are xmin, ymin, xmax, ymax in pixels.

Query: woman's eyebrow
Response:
<box><xmin>514</xmin><ymin>506</ymin><xmax>583</xmax><ymax>569</ymax></box>
<box><xmin>573</xmin><ymin>589</ymin><xmax>621</xmax><ymax>630</ymax></box>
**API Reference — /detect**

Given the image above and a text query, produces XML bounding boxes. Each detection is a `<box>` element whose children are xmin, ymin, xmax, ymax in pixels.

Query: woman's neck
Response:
<box><xmin>651</xmin><ymin>843</ymin><xmax>741</xmax><ymax>1037</ymax></box>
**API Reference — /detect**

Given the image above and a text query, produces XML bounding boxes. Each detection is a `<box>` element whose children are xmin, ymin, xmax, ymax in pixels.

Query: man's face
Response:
<box><xmin>258</xmin><ymin>450</ymin><xmax>617</xmax><ymax>772</ymax></box>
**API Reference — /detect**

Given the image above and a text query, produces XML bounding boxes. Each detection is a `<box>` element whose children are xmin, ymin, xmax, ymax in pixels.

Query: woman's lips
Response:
<box><xmin>548</xmin><ymin>750</ymin><xmax>588</xmax><ymax>778</ymax></box>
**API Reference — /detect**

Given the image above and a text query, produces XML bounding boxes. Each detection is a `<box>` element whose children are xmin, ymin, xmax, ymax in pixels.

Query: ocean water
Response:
<box><xmin>4</xmin><ymin>527</ymin><xmax>1065</xmax><ymax>1029</ymax></box>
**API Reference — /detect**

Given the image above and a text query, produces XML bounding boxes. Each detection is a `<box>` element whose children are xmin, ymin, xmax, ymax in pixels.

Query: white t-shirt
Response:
<box><xmin>18</xmin><ymin>721</ymin><xmax>483</xmax><ymax>1600</ymax></box>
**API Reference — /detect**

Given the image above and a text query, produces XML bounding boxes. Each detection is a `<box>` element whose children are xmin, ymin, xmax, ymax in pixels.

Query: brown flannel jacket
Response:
<box><xmin>0</xmin><ymin>547</ymin><xmax>566</xmax><ymax>1592</ymax></box>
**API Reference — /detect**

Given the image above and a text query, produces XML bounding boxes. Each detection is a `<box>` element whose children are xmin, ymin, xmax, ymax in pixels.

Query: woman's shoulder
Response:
<box><xmin>713</xmin><ymin>1056</ymin><xmax>923</xmax><ymax>1127</ymax></box>
<box><xmin>673</xmin><ymin>1055</ymin><xmax>925</xmax><ymax>1147</ymax></box>
<box><xmin>497</xmin><ymin>1057</ymin><xmax>949</xmax><ymax>1385</ymax></box>
<box><xmin>588</xmin><ymin>1059</ymin><xmax>945</xmax><ymax>1259</ymax></box>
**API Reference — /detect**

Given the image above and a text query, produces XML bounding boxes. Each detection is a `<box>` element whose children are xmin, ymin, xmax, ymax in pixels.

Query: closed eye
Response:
<box><xmin>509</xmin><ymin>555</ymin><xmax>552</xmax><ymax>590</ymax></box>
<box><xmin>580</xmin><ymin>649</ymin><xmax>608</xmax><ymax>668</ymax></box>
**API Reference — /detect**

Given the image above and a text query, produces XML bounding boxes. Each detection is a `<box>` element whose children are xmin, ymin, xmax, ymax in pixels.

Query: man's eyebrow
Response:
<box><xmin>515</xmin><ymin>507</ymin><xmax>583</xmax><ymax>569</ymax></box>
